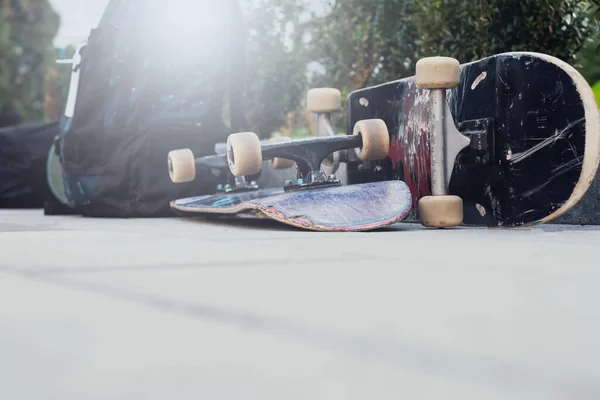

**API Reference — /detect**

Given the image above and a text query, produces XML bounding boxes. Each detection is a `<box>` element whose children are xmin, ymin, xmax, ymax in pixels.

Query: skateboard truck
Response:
<box><xmin>259</xmin><ymin>134</ymin><xmax>361</xmax><ymax>192</ymax></box>
<box><xmin>415</xmin><ymin>57</ymin><xmax>470</xmax><ymax>228</ymax></box>
<box><xmin>230</xmin><ymin>126</ymin><xmax>389</xmax><ymax>193</ymax></box>
<box><xmin>167</xmin><ymin>118</ymin><xmax>390</xmax><ymax>194</ymax></box>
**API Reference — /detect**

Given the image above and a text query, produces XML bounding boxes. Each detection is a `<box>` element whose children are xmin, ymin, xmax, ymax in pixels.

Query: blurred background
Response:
<box><xmin>1</xmin><ymin>0</ymin><xmax>599</xmax><ymax>139</ymax></box>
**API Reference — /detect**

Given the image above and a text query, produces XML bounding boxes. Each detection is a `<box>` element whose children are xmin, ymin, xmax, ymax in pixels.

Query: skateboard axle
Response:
<box><xmin>430</xmin><ymin>91</ymin><xmax>449</xmax><ymax>196</ymax></box>
<box><xmin>193</xmin><ymin>135</ymin><xmax>362</xmax><ymax>193</ymax></box>
<box><xmin>429</xmin><ymin>90</ymin><xmax>470</xmax><ymax>195</ymax></box>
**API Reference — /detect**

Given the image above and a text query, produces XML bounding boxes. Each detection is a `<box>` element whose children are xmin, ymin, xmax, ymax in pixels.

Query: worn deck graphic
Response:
<box><xmin>347</xmin><ymin>52</ymin><xmax>600</xmax><ymax>227</ymax></box>
<box><xmin>170</xmin><ymin>181</ymin><xmax>412</xmax><ymax>232</ymax></box>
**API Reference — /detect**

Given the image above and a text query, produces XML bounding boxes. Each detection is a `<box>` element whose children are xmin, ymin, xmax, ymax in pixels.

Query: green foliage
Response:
<box><xmin>307</xmin><ymin>1</ymin><xmax>418</xmax><ymax>130</ymax></box>
<box><xmin>310</xmin><ymin>1</ymin><xmax>385</xmax><ymax>90</ymax></box>
<box><xmin>0</xmin><ymin>0</ymin><xmax>60</xmax><ymax>126</ymax></box>
<box><xmin>578</xmin><ymin>39</ymin><xmax>600</xmax><ymax>84</ymax></box>
<box><xmin>310</xmin><ymin>0</ymin><xmax>599</xmax><ymax>88</ymax></box>
<box><xmin>589</xmin><ymin>0</ymin><xmax>600</xmax><ymax>49</ymax></box>
<box><xmin>241</xmin><ymin>0</ymin><xmax>310</xmax><ymax>138</ymax></box>
<box><xmin>244</xmin><ymin>0</ymin><xmax>600</xmax><ymax>136</ymax></box>
<box><xmin>593</xmin><ymin>81</ymin><xmax>600</xmax><ymax>106</ymax></box>
<box><xmin>411</xmin><ymin>0</ymin><xmax>595</xmax><ymax>63</ymax></box>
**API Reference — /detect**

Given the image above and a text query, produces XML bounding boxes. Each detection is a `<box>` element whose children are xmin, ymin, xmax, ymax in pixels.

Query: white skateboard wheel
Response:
<box><xmin>307</xmin><ymin>88</ymin><xmax>342</xmax><ymax>113</ymax></box>
<box><xmin>168</xmin><ymin>148</ymin><xmax>196</xmax><ymax>183</ymax></box>
<box><xmin>416</xmin><ymin>57</ymin><xmax>460</xmax><ymax>89</ymax></box>
<box><xmin>418</xmin><ymin>195</ymin><xmax>463</xmax><ymax>227</ymax></box>
<box><xmin>269</xmin><ymin>136</ymin><xmax>294</xmax><ymax>170</ymax></box>
<box><xmin>227</xmin><ymin>132</ymin><xmax>263</xmax><ymax>177</ymax></box>
<box><xmin>353</xmin><ymin>119</ymin><xmax>390</xmax><ymax>161</ymax></box>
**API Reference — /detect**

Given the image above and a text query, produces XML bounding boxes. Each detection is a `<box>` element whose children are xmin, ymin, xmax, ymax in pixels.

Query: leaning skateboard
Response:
<box><xmin>167</xmin><ymin>119</ymin><xmax>413</xmax><ymax>232</ymax></box>
<box><xmin>336</xmin><ymin>52</ymin><xmax>600</xmax><ymax>227</ymax></box>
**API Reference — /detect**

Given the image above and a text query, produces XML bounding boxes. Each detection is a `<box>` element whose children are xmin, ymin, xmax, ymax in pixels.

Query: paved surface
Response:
<box><xmin>553</xmin><ymin>171</ymin><xmax>600</xmax><ymax>225</ymax></box>
<box><xmin>1</xmin><ymin>210</ymin><xmax>600</xmax><ymax>399</ymax></box>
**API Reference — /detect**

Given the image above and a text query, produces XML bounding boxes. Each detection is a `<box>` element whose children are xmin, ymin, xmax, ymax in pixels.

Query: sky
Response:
<box><xmin>49</xmin><ymin>0</ymin><xmax>110</xmax><ymax>46</ymax></box>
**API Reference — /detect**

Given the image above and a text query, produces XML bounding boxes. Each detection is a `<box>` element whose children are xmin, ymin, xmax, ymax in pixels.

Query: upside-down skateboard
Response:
<box><xmin>339</xmin><ymin>52</ymin><xmax>600</xmax><ymax>227</ymax></box>
<box><xmin>167</xmin><ymin>121</ymin><xmax>413</xmax><ymax>232</ymax></box>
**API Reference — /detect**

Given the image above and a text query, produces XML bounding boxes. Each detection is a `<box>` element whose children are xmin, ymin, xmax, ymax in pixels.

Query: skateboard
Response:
<box><xmin>338</xmin><ymin>52</ymin><xmax>600</xmax><ymax>227</ymax></box>
<box><xmin>167</xmin><ymin>118</ymin><xmax>413</xmax><ymax>231</ymax></box>
<box><xmin>170</xmin><ymin>180</ymin><xmax>412</xmax><ymax>232</ymax></box>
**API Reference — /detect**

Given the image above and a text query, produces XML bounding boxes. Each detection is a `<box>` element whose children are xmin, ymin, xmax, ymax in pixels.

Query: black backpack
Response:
<box><xmin>55</xmin><ymin>0</ymin><xmax>247</xmax><ymax>217</ymax></box>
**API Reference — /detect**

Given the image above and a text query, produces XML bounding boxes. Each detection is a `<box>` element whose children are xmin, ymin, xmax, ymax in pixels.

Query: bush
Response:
<box><xmin>410</xmin><ymin>0</ymin><xmax>596</xmax><ymax>64</ymax></box>
<box><xmin>0</xmin><ymin>0</ymin><xmax>60</xmax><ymax>126</ymax></box>
<box><xmin>241</xmin><ymin>0</ymin><xmax>310</xmax><ymax>138</ymax></box>
<box><xmin>311</xmin><ymin>0</ymin><xmax>600</xmax><ymax>88</ymax></box>
<box><xmin>593</xmin><ymin>81</ymin><xmax>600</xmax><ymax>106</ymax></box>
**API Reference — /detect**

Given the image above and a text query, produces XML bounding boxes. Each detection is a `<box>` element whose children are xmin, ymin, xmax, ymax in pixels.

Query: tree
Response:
<box><xmin>241</xmin><ymin>0</ymin><xmax>600</xmax><ymax>137</ymax></box>
<box><xmin>307</xmin><ymin>1</ymin><xmax>419</xmax><ymax>132</ymax></box>
<box><xmin>411</xmin><ymin>0</ymin><xmax>596</xmax><ymax>63</ymax></box>
<box><xmin>310</xmin><ymin>0</ymin><xmax>600</xmax><ymax>89</ymax></box>
<box><xmin>0</xmin><ymin>0</ymin><xmax>60</xmax><ymax>127</ymax></box>
<box><xmin>578</xmin><ymin>40</ymin><xmax>600</xmax><ymax>84</ymax></box>
<box><xmin>241</xmin><ymin>0</ymin><xmax>310</xmax><ymax>138</ymax></box>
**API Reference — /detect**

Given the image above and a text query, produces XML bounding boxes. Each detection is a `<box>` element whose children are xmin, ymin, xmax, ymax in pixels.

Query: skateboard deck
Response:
<box><xmin>346</xmin><ymin>52</ymin><xmax>600</xmax><ymax>227</ymax></box>
<box><xmin>170</xmin><ymin>180</ymin><xmax>412</xmax><ymax>232</ymax></box>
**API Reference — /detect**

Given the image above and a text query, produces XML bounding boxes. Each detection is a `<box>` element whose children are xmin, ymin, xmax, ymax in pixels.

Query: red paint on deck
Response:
<box><xmin>385</xmin><ymin>88</ymin><xmax>433</xmax><ymax>211</ymax></box>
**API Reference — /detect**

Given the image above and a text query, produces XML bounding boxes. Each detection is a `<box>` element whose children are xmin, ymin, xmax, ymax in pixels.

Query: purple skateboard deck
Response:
<box><xmin>170</xmin><ymin>181</ymin><xmax>412</xmax><ymax>231</ymax></box>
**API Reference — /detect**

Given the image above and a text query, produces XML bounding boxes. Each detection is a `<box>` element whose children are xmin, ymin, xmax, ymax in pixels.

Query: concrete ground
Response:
<box><xmin>1</xmin><ymin>209</ymin><xmax>599</xmax><ymax>400</ymax></box>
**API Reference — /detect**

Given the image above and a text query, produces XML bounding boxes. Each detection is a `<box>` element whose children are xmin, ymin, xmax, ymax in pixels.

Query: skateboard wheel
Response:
<box><xmin>415</xmin><ymin>57</ymin><xmax>460</xmax><ymax>89</ymax></box>
<box><xmin>353</xmin><ymin>119</ymin><xmax>390</xmax><ymax>161</ymax></box>
<box><xmin>227</xmin><ymin>132</ymin><xmax>263</xmax><ymax>177</ymax></box>
<box><xmin>418</xmin><ymin>195</ymin><xmax>463</xmax><ymax>228</ymax></box>
<box><xmin>307</xmin><ymin>88</ymin><xmax>342</xmax><ymax>113</ymax></box>
<box><xmin>269</xmin><ymin>136</ymin><xmax>295</xmax><ymax>170</ymax></box>
<box><xmin>168</xmin><ymin>148</ymin><xmax>196</xmax><ymax>183</ymax></box>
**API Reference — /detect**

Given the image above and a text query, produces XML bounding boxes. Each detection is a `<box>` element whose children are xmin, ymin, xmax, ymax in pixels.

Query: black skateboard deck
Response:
<box><xmin>171</xmin><ymin>181</ymin><xmax>412</xmax><ymax>232</ymax></box>
<box><xmin>346</xmin><ymin>52</ymin><xmax>600</xmax><ymax>227</ymax></box>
